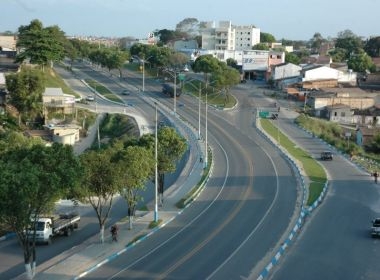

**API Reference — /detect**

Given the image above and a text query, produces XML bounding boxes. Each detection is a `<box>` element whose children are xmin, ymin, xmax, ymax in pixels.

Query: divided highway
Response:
<box><xmin>80</xmin><ymin>68</ymin><xmax>300</xmax><ymax>279</ymax></box>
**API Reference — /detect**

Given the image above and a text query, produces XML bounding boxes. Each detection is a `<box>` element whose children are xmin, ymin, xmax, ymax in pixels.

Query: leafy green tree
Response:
<box><xmin>211</xmin><ymin>62</ymin><xmax>240</xmax><ymax>103</ymax></box>
<box><xmin>138</xmin><ymin>127</ymin><xmax>187</xmax><ymax>205</ymax></box>
<box><xmin>175</xmin><ymin>18</ymin><xmax>201</xmax><ymax>36</ymax></box>
<box><xmin>64</xmin><ymin>39</ymin><xmax>79</xmax><ymax>70</ymax></box>
<box><xmin>285</xmin><ymin>52</ymin><xmax>301</xmax><ymax>64</ymax></box>
<box><xmin>5</xmin><ymin>67</ymin><xmax>45</xmax><ymax>123</ymax></box>
<box><xmin>78</xmin><ymin>147</ymin><xmax>125</xmax><ymax>243</ymax></box>
<box><xmin>168</xmin><ymin>52</ymin><xmax>189</xmax><ymax>69</ymax></box>
<box><xmin>329</xmin><ymin>47</ymin><xmax>348</xmax><ymax>63</ymax></box>
<box><xmin>0</xmin><ymin>142</ymin><xmax>81</xmax><ymax>280</ymax></box>
<box><xmin>16</xmin><ymin>19</ymin><xmax>66</xmax><ymax>71</ymax></box>
<box><xmin>0</xmin><ymin>131</ymin><xmax>45</xmax><ymax>156</ymax></box>
<box><xmin>252</xmin><ymin>43</ymin><xmax>269</xmax><ymax>50</ymax></box>
<box><xmin>193</xmin><ymin>55</ymin><xmax>221</xmax><ymax>84</ymax></box>
<box><xmin>347</xmin><ymin>49</ymin><xmax>376</xmax><ymax>72</ymax></box>
<box><xmin>260</xmin><ymin>32</ymin><xmax>276</xmax><ymax>43</ymax></box>
<box><xmin>364</xmin><ymin>36</ymin><xmax>380</xmax><ymax>57</ymax></box>
<box><xmin>226</xmin><ymin>58</ymin><xmax>238</xmax><ymax>68</ymax></box>
<box><xmin>104</xmin><ymin>50</ymin><xmax>129</xmax><ymax>78</ymax></box>
<box><xmin>117</xmin><ymin>144</ymin><xmax>154</xmax><ymax>229</ymax></box>
<box><xmin>309</xmin><ymin>32</ymin><xmax>326</xmax><ymax>54</ymax></box>
<box><xmin>335</xmin><ymin>29</ymin><xmax>363</xmax><ymax>60</ymax></box>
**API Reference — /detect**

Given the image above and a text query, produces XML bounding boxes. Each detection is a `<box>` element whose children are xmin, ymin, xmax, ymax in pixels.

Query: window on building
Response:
<box><xmin>334</xmin><ymin>112</ymin><xmax>337</xmax><ymax>117</ymax></box>
<box><xmin>341</xmin><ymin>112</ymin><xmax>346</xmax><ymax>117</ymax></box>
<box><xmin>248</xmin><ymin>38</ymin><xmax>250</xmax><ymax>41</ymax></box>
<box><xmin>248</xmin><ymin>32</ymin><xmax>250</xmax><ymax>34</ymax></box>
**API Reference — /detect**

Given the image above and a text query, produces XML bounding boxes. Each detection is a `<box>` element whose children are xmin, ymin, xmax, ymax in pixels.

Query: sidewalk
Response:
<box><xmin>24</xmin><ymin>117</ymin><xmax>205</xmax><ymax>280</ymax></box>
<box><xmin>11</xmin><ymin>65</ymin><xmax>207</xmax><ymax>280</ymax></box>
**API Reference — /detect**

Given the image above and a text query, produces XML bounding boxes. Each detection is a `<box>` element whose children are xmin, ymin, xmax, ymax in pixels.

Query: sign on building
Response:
<box><xmin>242</xmin><ymin>51</ymin><xmax>268</xmax><ymax>71</ymax></box>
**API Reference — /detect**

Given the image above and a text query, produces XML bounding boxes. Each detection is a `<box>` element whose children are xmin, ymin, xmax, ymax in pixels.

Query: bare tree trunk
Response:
<box><xmin>100</xmin><ymin>224</ymin><xmax>105</xmax><ymax>243</ymax></box>
<box><xmin>129</xmin><ymin>215</ymin><xmax>133</xmax><ymax>230</ymax></box>
<box><xmin>25</xmin><ymin>263</ymin><xmax>34</xmax><ymax>279</ymax></box>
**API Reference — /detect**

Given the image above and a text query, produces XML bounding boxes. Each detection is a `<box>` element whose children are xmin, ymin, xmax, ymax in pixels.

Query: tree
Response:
<box><xmin>252</xmin><ymin>43</ymin><xmax>269</xmax><ymax>50</ymax></box>
<box><xmin>5</xmin><ymin>67</ymin><xmax>45</xmax><ymax>124</ymax></box>
<box><xmin>226</xmin><ymin>58</ymin><xmax>238</xmax><ymax>68</ymax></box>
<box><xmin>0</xmin><ymin>142</ymin><xmax>81</xmax><ymax>280</ymax></box>
<box><xmin>329</xmin><ymin>47</ymin><xmax>348</xmax><ymax>63</ymax></box>
<box><xmin>78</xmin><ymin>147</ymin><xmax>125</xmax><ymax>243</ymax></box>
<box><xmin>16</xmin><ymin>20</ymin><xmax>66</xmax><ymax>71</ymax></box>
<box><xmin>310</xmin><ymin>32</ymin><xmax>326</xmax><ymax>54</ymax></box>
<box><xmin>138</xmin><ymin>127</ymin><xmax>187</xmax><ymax>205</ymax></box>
<box><xmin>167</xmin><ymin>52</ymin><xmax>189</xmax><ymax>68</ymax></box>
<box><xmin>193</xmin><ymin>55</ymin><xmax>222</xmax><ymax>84</ymax></box>
<box><xmin>335</xmin><ymin>29</ymin><xmax>363</xmax><ymax>60</ymax></box>
<box><xmin>103</xmin><ymin>49</ymin><xmax>129</xmax><ymax>78</ymax></box>
<box><xmin>260</xmin><ymin>32</ymin><xmax>276</xmax><ymax>43</ymax></box>
<box><xmin>117</xmin><ymin>144</ymin><xmax>154</xmax><ymax>229</ymax></box>
<box><xmin>285</xmin><ymin>52</ymin><xmax>301</xmax><ymax>64</ymax></box>
<box><xmin>175</xmin><ymin>18</ymin><xmax>200</xmax><ymax>36</ymax></box>
<box><xmin>364</xmin><ymin>36</ymin><xmax>380</xmax><ymax>57</ymax></box>
<box><xmin>211</xmin><ymin>62</ymin><xmax>240</xmax><ymax>103</ymax></box>
<box><xmin>347</xmin><ymin>49</ymin><xmax>376</xmax><ymax>73</ymax></box>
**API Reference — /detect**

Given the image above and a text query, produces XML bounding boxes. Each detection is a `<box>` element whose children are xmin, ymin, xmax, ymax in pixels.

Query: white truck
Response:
<box><xmin>30</xmin><ymin>213</ymin><xmax>80</xmax><ymax>244</ymax></box>
<box><xmin>371</xmin><ymin>218</ymin><xmax>380</xmax><ymax>238</ymax></box>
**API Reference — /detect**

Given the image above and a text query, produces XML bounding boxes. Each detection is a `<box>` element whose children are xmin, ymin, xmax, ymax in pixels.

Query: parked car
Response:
<box><xmin>371</xmin><ymin>218</ymin><xmax>380</xmax><ymax>237</ymax></box>
<box><xmin>320</xmin><ymin>151</ymin><xmax>333</xmax><ymax>160</ymax></box>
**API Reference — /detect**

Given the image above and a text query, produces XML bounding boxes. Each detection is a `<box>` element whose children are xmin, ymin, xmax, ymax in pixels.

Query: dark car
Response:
<box><xmin>121</xmin><ymin>89</ymin><xmax>130</xmax><ymax>95</ymax></box>
<box><xmin>320</xmin><ymin>151</ymin><xmax>333</xmax><ymax>160</ymax></box>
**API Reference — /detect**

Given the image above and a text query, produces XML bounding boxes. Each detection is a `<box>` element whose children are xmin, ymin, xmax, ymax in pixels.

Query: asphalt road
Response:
<box><xmin>0</xmin><ymin>63</ymin><xmax>188</xmax><ymax>280</ymax></box>
<box><xmin>80</xmin><ymin>74</ymin><xmax>300</xmax><ymax>279</ymax></box>
<box><xmin>267</xmin><ymin>99</ymin><xmax>380</xmax><ymax>279</ymax></box>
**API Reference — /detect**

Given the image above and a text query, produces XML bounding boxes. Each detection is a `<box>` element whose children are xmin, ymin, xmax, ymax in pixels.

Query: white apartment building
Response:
<box><xmin>235</xmin><ymin>25</ymin><xmax>260</xmax><ymax>51</ymax></box>
<box><xmin>201</xmin><ymin>21</ymin><xmax>260</xmax><ymax>51</ymax></box>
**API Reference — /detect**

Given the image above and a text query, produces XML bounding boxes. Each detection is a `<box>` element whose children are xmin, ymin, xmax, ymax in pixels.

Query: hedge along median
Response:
<box><xmin>260</xmin><ymin>119</ymin><xmax>327</xmax><ymax>206</ymax></box>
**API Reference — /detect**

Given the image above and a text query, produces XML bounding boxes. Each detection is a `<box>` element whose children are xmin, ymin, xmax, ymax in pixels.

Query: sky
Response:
<box><xmin>1</xmin><ymin>0</ymin><xmax>379</xmax><ymax>41</ymax></box>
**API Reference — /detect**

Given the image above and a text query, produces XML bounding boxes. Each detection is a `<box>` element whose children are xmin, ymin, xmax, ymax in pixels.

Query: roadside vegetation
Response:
<box><xmin>296</xmin><ymin>114</ymin><xmax>380</xmax><ymax>173</ymax></box>
<box><xmin>260</xmin><ymin>119</ymin><xmax>327</xmax><ymax>205</ymax></box>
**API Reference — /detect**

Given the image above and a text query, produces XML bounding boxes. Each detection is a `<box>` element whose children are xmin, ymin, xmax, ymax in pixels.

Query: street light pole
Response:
<box><xmin>174</xmin><ymin>71</ymin><xmax>177</xmax><ymax>116</ymax></box>
<box><xmin>198</xmin><ymin>81</ymin><xmax>201</xmax><ymax>140</ymax></box>
<box><xmin>142</xmin><ymin>60</ymin><xmax>145</xmax><ymax>92</ymax></box>
<box><xmin>154</xmin><ymin>102</ymin><xmax>158</xmax><ymax>222</ymax></box>
<box><xmin>204</xmin><ymin>91</ymin><xmax>208</xmax><ymax>168</ymax></box>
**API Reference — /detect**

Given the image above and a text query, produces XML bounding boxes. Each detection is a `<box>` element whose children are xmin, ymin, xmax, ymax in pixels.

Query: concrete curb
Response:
<box><xmin>255</xmin><ymin>111</ymin><xmax>329</xmax><ymax>279</ymax></box>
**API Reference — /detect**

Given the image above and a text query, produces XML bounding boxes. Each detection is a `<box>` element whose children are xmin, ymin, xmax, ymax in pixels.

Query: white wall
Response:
<box><xmin>303</xmin><ymin>66</ymin><xmax>340</xmax><ymax>81</ymax></box>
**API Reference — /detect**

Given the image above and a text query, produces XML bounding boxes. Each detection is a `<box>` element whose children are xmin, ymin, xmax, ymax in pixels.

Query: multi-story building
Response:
<box><xmin>201</xmin><ymin>21</ymin><xmax>260</xmax><ymax>51</ymax></box>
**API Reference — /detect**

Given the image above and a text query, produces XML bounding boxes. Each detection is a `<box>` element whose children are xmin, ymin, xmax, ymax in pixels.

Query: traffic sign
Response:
<box><xmin>259</xmin><ymin>111</ymin><xmax>269</xmax><ymax>118</ymax></box>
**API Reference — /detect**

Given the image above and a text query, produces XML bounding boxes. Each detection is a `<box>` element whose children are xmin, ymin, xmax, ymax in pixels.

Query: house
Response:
<box><xmin>321</xmin><ymin>104</ymin><xmax>353</xmax><ymax>123</ymax></box>
<box><xmin>43</xmin><ymin>88</ymin><xmax>75</xmax><ymax>115</ymax></box>
<box><xmin>271</xmin><ymin>63</ymin><xmax>302</xmax><ymax>89</ymax></box>
<box><xmin>300</xmin><ymin>65</ymin><xmax>356</xmax><ymax>88</ymax></box>
<box><xmin>25</xmin><ymin>124</ymin><xmax>80</xmax><ymax>146</ymax></box>
<box><xmin>352</xmin><ymin>106</ymin><xmax>380</xmax><ymax>126</ymax></box>
<box><xmin>306</xmin><ymin>89</ymin><xmax>375</xmax><ymax>118</ymax></box>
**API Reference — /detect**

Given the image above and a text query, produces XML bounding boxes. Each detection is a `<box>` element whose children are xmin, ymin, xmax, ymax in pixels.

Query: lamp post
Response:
<box><xmin>154</xmin><ymin>102</ymin><xmax>158</xmax><ymax>222</ymax></box>
<box><xmin>142</xmin><ymin>60</ymin><xmax>145</xmax><ymax>92</ymax></box>
<box><xmin>140</xmin><ymin>56</ymin><xmax>153</xmax><ymax>92</ymax></box>
<box><xmin>174</xmin><ymin>71</ymin><xmax>177</xmax><ymax>116</ymax></box>
<box><xmin>162</xmin><ymin>68</ymin><xmax>179</xmax><ymax>116</ymax></box>
<box><xmin>198</xmin><ymin>81</ymin><xmax>201</xmax><ymax>140</ymax></box>
<box><xmin>204</xmin><ymin>91</ymin><xmax>208</xmax><ymax>168</ymax></box>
